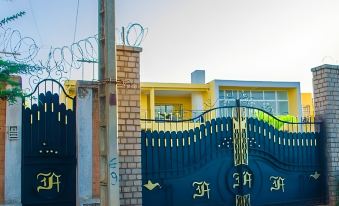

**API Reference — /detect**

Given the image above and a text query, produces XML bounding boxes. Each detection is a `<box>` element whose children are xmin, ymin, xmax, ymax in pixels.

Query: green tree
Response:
<box><xmin>0</xmin><ymin>59</ymin><xmax>31</xmax><ymax>103</ymax></box>
<box><xmin>0</xmin><ymin>11</ymin><xmax>28</xmax><ymax>103</ymax></box>
<box><xmin>255</xmin><ymin>110</ymin><xmax>297</xmax><ymax>130</ymax></box>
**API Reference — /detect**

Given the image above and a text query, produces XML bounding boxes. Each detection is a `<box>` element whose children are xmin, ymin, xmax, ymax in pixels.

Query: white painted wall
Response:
<box><xmin>191</xmin><ymin>92</ymin><xmax>204</xmax><ymax>118</ymax></box>
<box><xmin>5</xmin><ymin>98</ymin><xmax>22</xmax><ymax>205</ymax></box>
<box><xmin>76</xmin><ymin>87</ymin><xmax>93</xmax><ymax>204</ymax></box>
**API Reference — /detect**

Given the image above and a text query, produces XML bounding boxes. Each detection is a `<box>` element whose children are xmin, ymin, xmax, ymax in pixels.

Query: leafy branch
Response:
<box><xmin>0</xmin><ymin>59</ymin><xmax>32</xmax><ymax>103</ymax></box>
<box><xmin>0</xmin><ymin>11</ymin><xmax>26</xmax><ymax>27</ymax></box>
<box><xmin>0</xmin><ymin>10</ymin><xmax>30</xmax><ymax>103</ymax></box>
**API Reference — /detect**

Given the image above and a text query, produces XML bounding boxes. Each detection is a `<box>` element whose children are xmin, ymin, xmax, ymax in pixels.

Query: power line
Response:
<box><xmin>73</xmin><ymin>0</ymin><xmax>80</xmax><ymax>42</ymax></box>
<box><xmin>28</xmin><ymin>0</ymin><xmax>43</xmax><ymax>46</ymax></box>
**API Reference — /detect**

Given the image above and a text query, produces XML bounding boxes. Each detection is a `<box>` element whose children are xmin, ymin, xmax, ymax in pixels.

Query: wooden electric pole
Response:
<box><xmin>98</xmin><ymin>0</ymin><xmax>120</xmax><ymax>205</ymax></box>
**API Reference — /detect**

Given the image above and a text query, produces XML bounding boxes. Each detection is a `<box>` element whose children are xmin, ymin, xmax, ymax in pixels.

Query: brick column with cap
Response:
<box><xmin>117</xmin><ymin>45</ymin><xmax>142</xmax><ymax>206</ymax></box>
<box><xmin>312</xmin><ymin>64</ymin><xmax>339</xmax><ymax>205</ymax></box>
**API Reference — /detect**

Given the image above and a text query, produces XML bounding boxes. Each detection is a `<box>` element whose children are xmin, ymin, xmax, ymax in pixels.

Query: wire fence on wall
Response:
<box><xmin>0</xmin><ymin>23</ymin><xmax>147</xmax><ymax>93</ymax></box>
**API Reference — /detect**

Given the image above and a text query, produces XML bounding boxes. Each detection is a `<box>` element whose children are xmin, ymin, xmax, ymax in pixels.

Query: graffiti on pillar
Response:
<box><xmin>109</xmin><ymin>157</ymin><xmax>118</xmax><ymax>186</ymax></box>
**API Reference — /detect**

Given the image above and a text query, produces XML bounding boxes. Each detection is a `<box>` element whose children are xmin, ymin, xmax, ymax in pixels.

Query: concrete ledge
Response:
<box><xmin>80</xmin><ymin>198</ymin><xmax>100</xmax><ymax>206</ymax></box>
<box><xmin>311</xmin><ymin>64</ymin><xmax>339</xmax><ymax>72</ymax></box>
<box><xmin>116</xmin><ymin>45</ymin><xmax>142</xmax><ymax>52</ymax></box>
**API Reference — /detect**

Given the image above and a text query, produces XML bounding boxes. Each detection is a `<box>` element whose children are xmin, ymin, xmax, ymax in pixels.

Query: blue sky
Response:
<box><xmin>1</xmin><ymin>0</ymin><xmax>339</xmax><ymax>92</ymax></box>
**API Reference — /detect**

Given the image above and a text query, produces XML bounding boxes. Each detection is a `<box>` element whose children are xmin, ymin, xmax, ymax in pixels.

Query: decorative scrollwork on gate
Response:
<box><xmin>233</xmin><ymin>107</ymin><xmax>248</xmax><ymax>166</ymax></box>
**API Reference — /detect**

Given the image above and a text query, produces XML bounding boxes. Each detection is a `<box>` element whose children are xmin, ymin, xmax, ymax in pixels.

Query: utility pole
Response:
<box><xmin>98</xmin><ymin>0</ymin><xmax>120</xmax><ymax>206</ymax></box>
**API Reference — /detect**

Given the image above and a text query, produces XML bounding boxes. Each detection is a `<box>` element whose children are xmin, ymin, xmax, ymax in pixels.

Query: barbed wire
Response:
<box><xmin>0</xmin><ymin>23</ymin><xmax>147</xmax><ymax>92</ymax></box>
<box><xmin>0</xmin><ymin>11</ymin><xmax>26</xmax><ymax>27</ymax></box>
<box><xmin>321</xmin><ymin>56</ymin><xmax>338</xmax><ymax>64</ymax></box>
<box><xmin>0</xmin><ymin>26</ymin><xmax>39</xmax><ymax>63</ymax></box>
<box><xmin>124</xmin><ymin>23</ymin><xmax>148</xmax><ymax>47</ymax></box>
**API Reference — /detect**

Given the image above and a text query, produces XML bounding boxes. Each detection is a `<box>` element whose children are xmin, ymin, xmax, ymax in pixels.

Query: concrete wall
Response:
<box><xmin>76</xmin><ymin>84</ymin><xmax>96</xmax><ymax>205</ymax></box>
<box><xmin>312</xmin><ymin>64</ymin><xmax>339</xmax><ymax>206</ymax></box>
<box><xmin>0</xmin><ymin>100</ymin><xmax>6</xmax><ymax>204</ymax></box>
<box><xmin>4</xmin><ymin>97</ymin><xmax>22</xmax><ymax>205</ymax></box>
<box><xmin>191</xmin><ymin>92</ymin><xmax>204</xmax><ymax>117</ymax></box>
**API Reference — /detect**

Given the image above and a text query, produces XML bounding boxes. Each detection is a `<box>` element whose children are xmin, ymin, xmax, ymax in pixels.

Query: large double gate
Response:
<box><xmin>141</xmin><ymin>102</ymin><xmax>327</xmax><ymax>206</ymax></box>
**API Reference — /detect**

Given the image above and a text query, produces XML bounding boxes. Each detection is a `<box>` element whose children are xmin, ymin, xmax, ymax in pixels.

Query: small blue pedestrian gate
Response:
<box><xmin>21</xmin><ymin>79</ymin><xmax>76</xmax><ymax>206</ymax></box>
<box><xmin>141</xmin><ymin>101</ymin><xmax>327</xmax><ymax>206</ymax></box>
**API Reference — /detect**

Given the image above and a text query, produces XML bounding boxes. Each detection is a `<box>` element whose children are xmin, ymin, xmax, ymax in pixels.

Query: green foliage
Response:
<box><xmin>0</xmin><ymin>10</ymin><xmax>30</xmax><ymax>103</ymax></box>
<box><xmin>0</xmin><ymin>59</ymin><xmax>31</xmax><ymax>103</ymax></box>
<box><xmin>0</xmin><ymin>11</ymin><xmax>26</xmax><ymax>27</ymax></box>
<box><xmin>255</xmin><ymin>110</ymin><xmax>297</xmax><ymax>129</ymax></box>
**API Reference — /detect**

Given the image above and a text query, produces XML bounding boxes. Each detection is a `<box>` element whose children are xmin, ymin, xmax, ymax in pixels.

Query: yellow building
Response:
<box><xmin>63</xmin><ymin>70</ymin><xmax>314</xmax><ymax>130</ymax></box>
<box><xmin>140</xmin><ymin>82</ymin><xmax>210</xmax><ymax>120</ymax></box>
<box><xmin>141</xmin><ymin>70</ymin><xmax>303</xmax><ymax>121</ymax></box>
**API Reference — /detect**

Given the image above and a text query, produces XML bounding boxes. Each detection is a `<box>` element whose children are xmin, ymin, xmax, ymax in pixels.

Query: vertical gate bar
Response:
<box><xmin>151</xmin><ymin>132</ymin><xmax>155</xmax><ymax>176</ymax></box>
<box><xmin>288</xmin><ymin>132</ymin><xmax>296</xmax><ymax>165</ymax></box>
<box><xmin>176</xmin><ymin>131</ymin><xmax>181</xmax><ymax>176</ymax></box>
<box><xmin>211</xmin><ymin>119</ymin><xmax>217</xmax><ymax>159</ymax></box>
<box><xmin>141</xmin><ymin>130</ymin><xmax>146</xmax><ymax>180</ymax></box>
<box><xmin>183</xmin><ymin>131</ymin><xmax>188</xmax><ymax>175</ymax></box>
<box><xmin>221</xmin><ymin>117</ymin><xmax>227</xmax><ymax>153</ymax></box>
<box><xmin>277</xmin><ymin>131</ymin><xmax>281</xmax><ymax>163</ymax></box>
<box><xmin>193</xmin><ymin>127</ymin><xmax>198</xmax><ymax>166</ymax></box>
<box><xmin>283</xmin><ymin>130</ymin><xmax>287</xmax><ymax>164</ymax></box>
<box><xmin>153</xmin><ymin>131</ymin><xmax>159</xmax><ymax>179</ymax></box>
<box><xmin>165</xmin><ymin>131</ymin><xmax>171</xmax><ymax>177</ymax></box>
<box><xmin>293</xmin><ymin>133</ymin><xmax>305</xmax><ymax>165</ymax></box>
<box><xmin>256</xmin><ymin>119</ymin><xmax>260</xmax><ymax>154</ymax></box>
<box><xmin>200</xmin><ymin>124</ymin><xmax>207</xmax><ymax>164</ymax></box>
<box><xmin>45</xmin><ymin>92</ymin><xmax>50</xmax><ymax>152</ymax></box>
<box><xmin>188</xmin><ymin>129</ymin><xmax>194</xmax><ymax>171</ymax></box>
<box><xmin>158</xmin><ymin>131</ymin><xmax>164</xmax><ymax>178</ymax></box>
<box><xmin>170</xmin><ymin>131</ymin><xmax>175</xmax><ymax>176</ymax></box>
<box><xmin>274</xmin><ymin>127</ymin><xmax>278</xmax><ymax>161</ymax></box>
<box><xmin>206</xmin><ymin>121</ymin><xmax>211</xmax><ymax>161</ymax></box>
<box><xmin>37</xmin><ymin>87</ymin><xmax>40</xmax><ymax>151</ymax></box>
<box><xmin>219</xmin><ymin>118</ymin><xmax>223</xmax><ymax>155</ymax></box>
<box><xmin>146</xmin><ymin>131</ymin><xmax>153</xmax><ymax>179</ymax></box>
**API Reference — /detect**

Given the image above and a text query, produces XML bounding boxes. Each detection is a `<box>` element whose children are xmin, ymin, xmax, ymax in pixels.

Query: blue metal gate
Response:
<box><xmin>141</xmin><ymin>101</ymin><xmax>327</xmax><ymax>206</ymax></box>
<box><xmin>21</xmin><ymin>79</ymin><xmax>76</xmax><ymax>206</ymax></box>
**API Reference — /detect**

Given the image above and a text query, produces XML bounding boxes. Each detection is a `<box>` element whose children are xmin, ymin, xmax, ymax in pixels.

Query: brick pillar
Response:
<box><xmin>312</xmin><ymin>64</ymin><xmax>339</xmax><ymax>205</ymax></box>
<box><xmin>117</xmin><ymin>45</ymin><xmax>142</xmax><ymax>206</ymax></box>
<box><xmin>92</xmin><ymin>87</ymin><xmax>100</xmax><ymax>199</ymax></box>
<box><xmin>0</xmin><ymin>100</ymin><xmax>6</xmax><ymax>203</ymax></box>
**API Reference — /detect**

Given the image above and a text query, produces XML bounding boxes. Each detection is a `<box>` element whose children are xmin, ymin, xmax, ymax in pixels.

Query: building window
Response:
<box><xmin>219</xmin><ymin>90</ymin><xmax>289</xmax><ymax>115</ymax></box>
<box><xmin>155</xmin><ymin>104</ymin><xmax>183</xmax><ymax>120</ymax></box>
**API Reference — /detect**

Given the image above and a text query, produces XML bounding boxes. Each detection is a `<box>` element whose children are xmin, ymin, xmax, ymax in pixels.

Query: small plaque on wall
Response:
<box><xmin>8</xmin><ymin>126</ymin><xmax>19</xmax><ymax>140</ymax></box>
